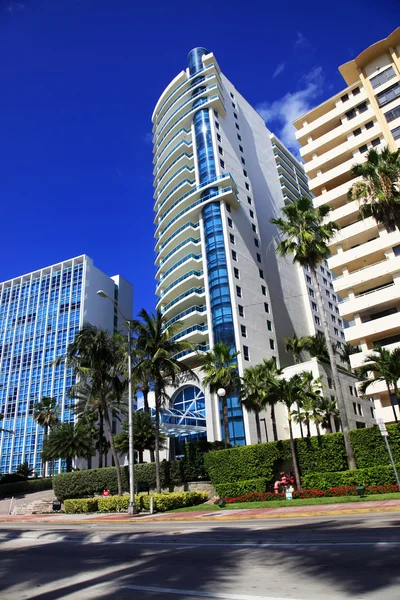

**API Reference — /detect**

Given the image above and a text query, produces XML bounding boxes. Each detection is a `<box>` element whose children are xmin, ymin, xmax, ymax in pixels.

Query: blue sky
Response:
<box><xmin>0</xmin><ymin>0</ymin><xmax>397</xmax><ymax>315</ymax></box>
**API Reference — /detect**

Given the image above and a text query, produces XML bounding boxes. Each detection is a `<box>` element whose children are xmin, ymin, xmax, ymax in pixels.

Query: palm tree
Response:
<box><xmin>290</xmin><ymin>372</ymin><xmax>324</xmax><ymax>437</ymax></box>
<box><xmin>59</xmin><ymin>323</ymin><xmax>128</xmax><ymax>494</ymax></box>
<box><xmin>319</xmin><ymin>397</ymin><xmax>340</xmax><ymax>433</ymax></box>
<box><xmin>349</xmin><ymin>147</ymin><xmax>400</xmax><ymax>231</ymax></box>
<box><xmin>16</xmin><ymin>461</ymin><xmax>33</xmax><ymax>478</ymax></box>
<box><xmin>303</xmin><ymin>334</ymin><xmax>330</xmax><ymax>362</ymax></box>
<box><xmin>41</xmin><ymin>422</ymin><xmax>95</xmax><ymax>472</ymax></box>
<box><xmin>259</xmin><ymin>358</ymin><xmax>282</xmax><ymax>441</ymax></box>
<box><xmin>275</xmin><ymin>374</ymin><xmax>303</xmax><ymax>490</ymax></box>
<box><xmin>33</xmin><ymin>397</ymin><xmax>59</xmax><ymax>476</ymax></box>
<box><xmin>200</xmin><ymin>342</ymin><xmax>240</xmax><ymax>448</ymax></box>
<box><xmin>336</xmin><ymin>341</ymin><xmax>359</xmax><ymax>371</ymax></box>
<box><xmin>271</xmin><ymin>195</ymin><xmax>357</xmax><ymax>469</ymax></box>
<box><xmin>240</xmin><ymin>364</ymin><xmax>268</xmax><ymax>443</ymax></box>
<box><xmin>114</xmin><ymin>410</ymin><xmax>161</xmax><ymax>463</ymax></box>
<box><xmin>132</xmin><ymin>309</ymin><xmax>196</xmax><ymax>493</ymax></box>
<box><xmin>284</xmin><ymin>333</ymin><xmax>308</xmax><ymax>364</ymax></box>
<box><xmin>357</xmin><ymin>346</ymin><xmax>400</xmax><ymax>422</ymax></box>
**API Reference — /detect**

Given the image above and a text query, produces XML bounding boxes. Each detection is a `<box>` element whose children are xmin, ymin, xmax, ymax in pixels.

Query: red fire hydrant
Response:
<box><xmin>102</xmin><ymin>489</ymin><xmax>110</xmax><ymax>497</ymax></box>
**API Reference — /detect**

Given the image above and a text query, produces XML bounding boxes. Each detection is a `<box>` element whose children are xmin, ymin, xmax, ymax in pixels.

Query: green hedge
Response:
<box><xmin>215</xmin><ymin>478</ymin><xmax>267</xmax><ymax>498</ymax></box>
<box><xmin>204</xmin><ymin>442</ymin><xmax>281</xmax><ymax>485</ymax></box>
<box><xmin>134</xmin><ymin>460</ymin><xmax>184</xmax><ymax>489</ymax></box>
<box><xmin>350</xmin><ymin>424</ymin><xmax>400</xmax><ymax>468</ymax></box>
<box><xmin>204</xmin><ymin>433</ymin><xmax>348</xmax><ymax>489</ymax></box>
<box><xmin>64</xmin><ymin>498</ymin><xmax>99</xmax><ymax>513</ymax></box>
<box><xmin>53</xmin><ymin>467</ymin><xmax>129</xmax><ymax>501</ymax></box>
<box><xmin>302</xmin><ymin>465</ymin><xmax>400</xmax><ymax>489</ymax></box>
<box><xmin>0</xmin><ymin>477</ymin><xmax>53</xmax><ymax>499</ymax></box>
<box><xmin>64</xmin><ymin>491</ymin><xmax>209</xmax><ymax>514</ymax></box>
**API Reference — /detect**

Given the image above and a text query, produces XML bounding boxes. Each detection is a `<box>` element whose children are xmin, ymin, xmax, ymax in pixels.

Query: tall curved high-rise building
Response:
<box><xmin>152</xmin><ymin>49</ymin><xmax>349</xmax><ymax>447</ymax></box>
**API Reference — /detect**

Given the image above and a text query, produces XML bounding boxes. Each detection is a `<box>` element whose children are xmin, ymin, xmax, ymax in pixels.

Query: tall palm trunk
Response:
<box><xmin>42</xmin><ymin>425</ymin><xmax>48</xmax><ymax>477</ymax></box>
<box><xmin>138</xmin><ymin>450</ymin><xmax>144</xmax><ymax>463</ymax></box>
<box><xmin>143</xmin><ymin>389</ymin><xmax>155</xmax><ymax>461</ymax></box>
<box><xmin>310</xmin><ymin>266</ymin><xmax>356</xmax><ymax>469</ymax></box>
<box><xmin>314</xmin><ymin>415</ymin><xmax>321</xmax><ymax>437</ymax></box>
<box><xmin>103</xmin><ymin>408</ymin><xmax>122</xmax><ymax>496</ymax></box>
<box><xmin>297</xmin><ymin>402</ymin><xmax>304</xmax><ymax>438</ymax></box>
<box><xmin>288</xmin><ymin>414</ymin><xmax>301</xmax><ymax>490</ymax></box>
<box><xmin>98</xmin><ymin>410</ymin><xmax>104</xmax><ymax>468</ymax></box>
<box><xmin>270</xmin><ymin>404</ymin><xmax>278</xmax><ymax>441</ymax></box>
<box><xmin>386</xmin><ymin>382</ymin><xmax>398</xmax><ymax>422</ymax></box>
<box><xmin>255</xmin><ymin>412</ymin><xmax>262</xmax><ymax>444</ymax></box>
<box><xmin>155</xmin><ymin>378</ymin><xmax>162</xmax><ymax>494</ymax></box>
<box><xmin>66</xmin><ymin>456</ymin><xmax>73</xmax><ymax>473</ymax></box>
<box><xmin>222</xmin><ymin>394</ymin><xmax>230</xmax><ymax>448</ymax></box>
<box><xmin>330</xmin><ymin>414</ymin><xmax>336</xmax><ymax>433</ymax></box>
<box><xmin>305</xmin><ymin>418</ymin><xmax>311</xmax><ymax>438</ymax></box>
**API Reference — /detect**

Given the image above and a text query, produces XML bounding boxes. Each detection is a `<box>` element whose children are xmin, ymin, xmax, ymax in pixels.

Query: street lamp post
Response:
<box><xmin>97</xmin><ymin>290</ymin><xmax>136</xmax><ymax>515</ymax></box>
<box><xmin>217</xmin><ymin>388</ymin><xmax>227</xmax><ymax>448</ymax></box>
<box><xmin>260</xmin><ymin>417</ymin><xmax>268</xmax><ymax>442</ymax></box>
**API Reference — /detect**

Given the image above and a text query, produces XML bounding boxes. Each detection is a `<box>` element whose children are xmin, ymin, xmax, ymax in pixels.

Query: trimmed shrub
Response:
<box><xmin>215</xmin><ymin>478</ymin><xmax>267</xmax><ymax>498</ymax></box>
<box><xmin>53</xmin><ymin>467</ymin><xmax>129</xmax><ymax>501</ymax></box>
<box><xmin>0</xmin><ymin>473</ymin><xmax>27</xmax><ymax>485</ymax></box>
<box><xmin>0</xmin><ymin>477</ymin><xmax>53</xmax><ymax>499</ymax></box>
<box><xmin>64</xmin><ymin>498</ymin><xmax>99</xmax><ymax>514</ymax></box>
<box><xmin>302</xmin><ymin>464</ymin><xmax>400</xmax><ymax>489</ymax></box>
<box><xmin>204</xmin><ymin>442</ymin><xmax>281</xmax><ymax>485</ymax></box>
<box><xmin>293</xmin><ymin>433</ymin><xmax>348</xmax><ymax>474</ymax></box>
<box><xmin>350</xmin><ymin>424</ymin><xmax>400</xmax><ymax>468</ymax></box>
<box><xmin>139</xmin><ymin>491</ymin><xmax>208</xmax><ymax>512</ymax></box>
<box><xmin>134</xmin><ymin>460</ymin><xmax>184</xmax><ymax>489</ymax></box>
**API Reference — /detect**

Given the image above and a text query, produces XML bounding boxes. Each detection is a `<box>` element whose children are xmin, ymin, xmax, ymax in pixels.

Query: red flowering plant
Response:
<box><xmin>216</xmin><ymin>484</ymin><xmax>399</xmax><ymax>504</ymax></box>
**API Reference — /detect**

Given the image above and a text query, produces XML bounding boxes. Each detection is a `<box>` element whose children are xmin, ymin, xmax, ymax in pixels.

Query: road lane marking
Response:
<box><xmin>124</xmin><ymin>584</ymin><xmax>303</xmax><ymax>599</ymax></box>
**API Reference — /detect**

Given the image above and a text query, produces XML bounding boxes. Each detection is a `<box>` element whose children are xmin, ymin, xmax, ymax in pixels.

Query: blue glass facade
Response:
<box><xmin>187</xmin><ymin>48</ymin><xmax>245</xmax><ymax>445</ymax></box>
<box><xmin>0</xmin><ymin>263</ymin><xmax>83</xmax><ymax>474</ymax></box>
<box><xmin>172</xmin><ymin>385</ymin><xmax>207</xmax><ymax>454</ymax></box>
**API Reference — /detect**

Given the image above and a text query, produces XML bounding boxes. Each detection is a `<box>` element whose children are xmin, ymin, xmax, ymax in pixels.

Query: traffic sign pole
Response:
<box><xmin>376</xmin><ymin>418</ymin><xmax>400</xmax><ymax>489</ymax></box>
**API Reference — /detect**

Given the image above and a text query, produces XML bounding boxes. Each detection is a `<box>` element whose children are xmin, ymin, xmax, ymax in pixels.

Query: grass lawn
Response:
<box><xmin>170</xmin><ymin>492</ymin><xmax>400</xmax><ymax>513</ymax></box>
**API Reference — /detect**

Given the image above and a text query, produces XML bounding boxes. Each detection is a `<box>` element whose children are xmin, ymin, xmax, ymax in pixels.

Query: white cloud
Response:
<box><xmin>143</xmin><ymin>132</ymin><xmax>153</xmax><ymax>145</ymax></box>
<box><xmin>256</xmin><ymin>67</ymin><xmax>324</xmax><ymax>152</ymax></box>
<box><xmin>272</xmin><ymin>62</ymin><xmax>286</xmax><ymax>78</ymax></box>
<box><xmin>294</xmin><ymin>31</ymin><xmax>314</xmax><ymax>52</ymax></box>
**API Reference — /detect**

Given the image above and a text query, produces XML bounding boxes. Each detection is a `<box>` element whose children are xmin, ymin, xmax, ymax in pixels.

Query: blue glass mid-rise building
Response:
<box><xmin>152</xmin><ymin>49</ymin><xmax>347</xmax><ymax>446</ymax></box>
<box><xmin>0</xmin><ymin>255</ymin><xmax>133</xmax><ymax>474</ymax></box>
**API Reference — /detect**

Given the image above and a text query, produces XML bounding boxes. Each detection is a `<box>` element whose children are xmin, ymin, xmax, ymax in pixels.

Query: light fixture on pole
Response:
<box><xmin>97</xmin><ymin>289</ymin><xmax>136</xmax><ymax>515</ymax></box>
<box><xmin>217</xmin><ymin>388</ymin><xmax>227</xmax><ymax>447</ymax></box>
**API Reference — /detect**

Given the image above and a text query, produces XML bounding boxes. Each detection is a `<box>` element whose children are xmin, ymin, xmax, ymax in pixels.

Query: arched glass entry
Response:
<box><xmin>172</xmin><ymin>385</ymin><xmax>207</xmax><ymax>456</ymax></box>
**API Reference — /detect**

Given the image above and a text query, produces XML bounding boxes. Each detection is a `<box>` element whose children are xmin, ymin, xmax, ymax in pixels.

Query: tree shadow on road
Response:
<box><xmin>0</xmin><ymin>516</ymin><xmax>399</xmax><ymax>598</ymax></box>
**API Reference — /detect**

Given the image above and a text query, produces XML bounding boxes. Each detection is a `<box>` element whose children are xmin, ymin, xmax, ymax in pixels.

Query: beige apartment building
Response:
<box><xmin>294</xmin><ymin>27</ymin><xmax>400</xmax><ymax>423</ymax></box>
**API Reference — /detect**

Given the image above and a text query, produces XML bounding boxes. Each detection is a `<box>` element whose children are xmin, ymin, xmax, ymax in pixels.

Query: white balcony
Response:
<box><xmin>163</xmin><ymin>304</ymin><xmax>208</xmax><ymax>331</ymax></box>
<box><xmin>328</xmin><ymin>230</ymin><xmax>400</xmax><ymax>273</ymax></box>
<box><xmin>155</xmin><ymin>176</ymin><xmax>196</xmax><ymax>216</ymax></box>
<box><xmin>157</xmin><ymin>269</ymin><xmax>204</xmax><ymax>310</ymax></box>
<box><xmin>154</xmin><ymin>131</ymin><xmax>192</xmax><ymax>170</ymax></box>
<box><xmin>309</xmin><ymin>155</ymin><xmax>361</xmax><ymax>192</ymax></box>
<box><xmin>345</xmin><ymin>309</ymin><xmax>400</xmax><ymax>345</ymax></box>
<box><xmin>160</xmin><ymin>287</ymin><xmax>206</xmax><ymax>319</ymax></box>
<box><xmin>305</xmin><ymin>119</ymin><xmax>379</xmax><ymax>178</ymax></box>
<box><xmin>339</xmin><ymin>283</ymin><xmax>400</xmax><ymax>320</ymax></box>
<box><xmin>155</xmin><ymin>177</ymin><xmax>239</xmax><ymax>250</ymax></box>
<box><xmin>335</xmin><ymin>255</ymin><xmax>400</xmax><ymax>294</ymax></box>
<box><xmin>329</xmin><ymin>199</ymin><xmax>360</xmax><ymax>227</ymax></box>
<box><xmin>155</xmin><ymin>222</ymin><xmax>200</xmax><ymax>265</ymax></box>
<box><xmin>314</xmin><ymin>177</ymin><xmax>360</xmax><ymax>209</ymax></box>
<box><xmin>351</xmin><ymin>340</ymin><xmax>400</xmax><ymax>369</ymax></box>
<box><xmin>331</xmin><ymin>216</ymin><xmax>377</xmax><ymax>250</ymax></box>
<box><xmin>156</xmin><ymin>252</ymin><xmax>203</xmax><ymax>291</ymax></box>
<box><xmin>154</xmin><ymin>152</ymin><xmax>194</xmax><ymax>195</ymax></box>
<box><xmin>156</xmin><ymin>236</ymin><xmax>201</xmax><ymax>274</ymax></box>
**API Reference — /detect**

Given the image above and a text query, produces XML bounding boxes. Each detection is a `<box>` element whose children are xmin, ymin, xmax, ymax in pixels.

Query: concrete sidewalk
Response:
<box><xmin>0</xmin><ymin>497</ymin><xmax>400</xmax><ymax>524</ymax></box>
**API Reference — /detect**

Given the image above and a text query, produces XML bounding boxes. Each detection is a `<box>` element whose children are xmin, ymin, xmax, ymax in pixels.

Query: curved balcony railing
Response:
<box><xmin>155</xmin><ymin>95</ymin><xmax>220</xmax><ymax>153</ymax></box>
<box><xmin>156</xmin><ymin>140</ymin><xmax>192</xmax><ymax>174</ymax></box>
<box><xmin>158</xmin><ymin>173</ymin><xmax>232</xmax><ymax>224</ymax></box>
<box><xmin>157</xmin><ymin>152</ymin><xmax>194</xmax><ymax>186</ymax></box>
<box><xmin>162</xmin><ymin>287</ymin><xmax>205</xmax><ymax>313</ymax></box>
<box><xmin>164</xmin><ymin>305</ymin><xmax>207</xmax><ymax>329</ymax></box>
<box><xmin>157</xmin><ymin>166</ymin><xmax>195</xmax><ymax>200</ymax></box>
<box><xmin>156</xmin><ymin>73</ymin><xmax>216</xmax><ymax>129</ymax></box>
<box><xmin>157</xmin><ymin>177</ymin><xmax>196</xmax><ymax>215</ymax></box>
<box><xmin>159</xmin><ymin>237</ymin><xmax>201</xmax><ymax>268</ymax></box>
<box><xmin>159</xmin><ymin>253</ymin><xmax>202</xmax><ymax>282</ymax></box>
<box><xmin>157</xmin><ymin>222</ymin><xmax>200</xmax><ymax>255</ymax></box>
<box><xmin>154</xmin><ymin>63</ymin><xmax>216</xmax><ymax>120</ymax></box>
<box><xmin>158</xmin><ymin>186</ymin><xmax>235</xmax><ymax>238</ymax></box>
<box><xmin>173</xmin><ymin>344</ymin><xmax>209</xmax><ymax>360</ymax></box>
<box><xmin>155</xmin><ymin>84</ymin><xmax>218</xmax><ymax>142</ymax></box>
<box><xmin>155</xmin><ymin>128</ymin><xmax>192</xmax><ymax>167</ymax></box>
<box><xmin>160</xmin><ymin>270</ymin><xmax>204</xmax><ymax>299</ymax></box>
<box><xmin>171</xmin><ymin>324</ymin><xmax>208</xmax><ymax>342</ymax></box>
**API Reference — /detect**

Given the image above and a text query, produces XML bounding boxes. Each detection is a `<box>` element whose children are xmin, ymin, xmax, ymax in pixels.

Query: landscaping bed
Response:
<box><xmin>63</xmin><ymin>491</ymin><xmax>209</xmax><ymax>514</ymax></box>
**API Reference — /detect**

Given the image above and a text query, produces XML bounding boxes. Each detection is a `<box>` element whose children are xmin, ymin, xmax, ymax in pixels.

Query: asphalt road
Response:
<box><xmin>0</xmin><ymin>512</ymin><xmax>399</xmax><ymax>599</ymax></box>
